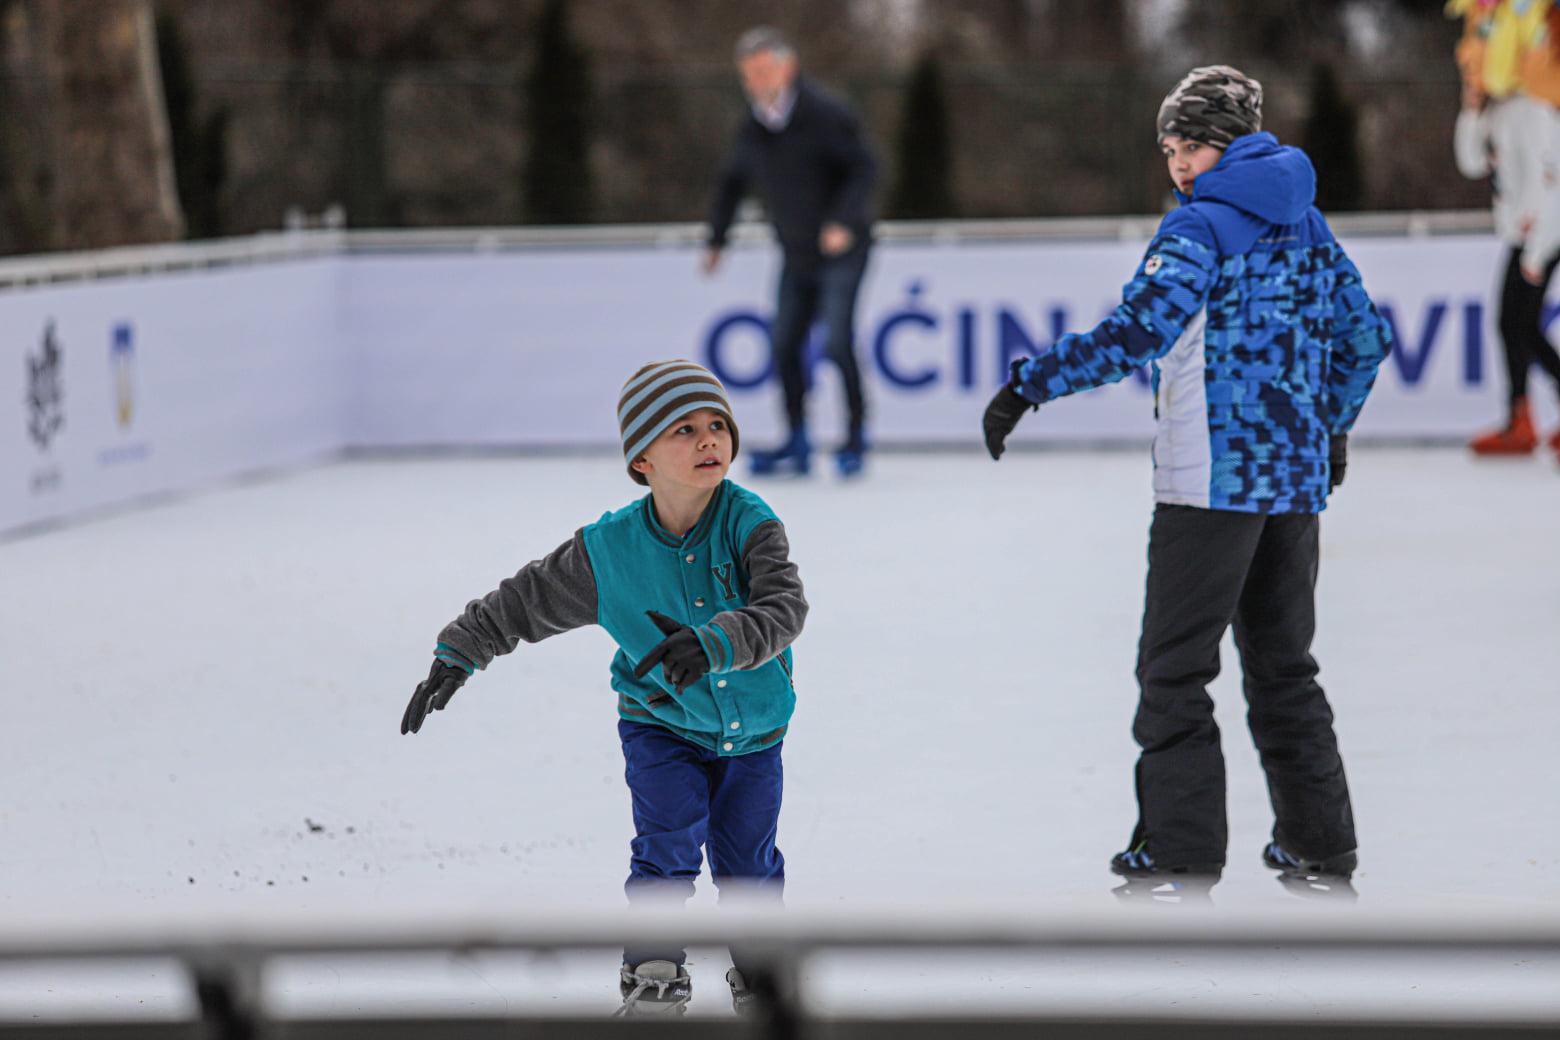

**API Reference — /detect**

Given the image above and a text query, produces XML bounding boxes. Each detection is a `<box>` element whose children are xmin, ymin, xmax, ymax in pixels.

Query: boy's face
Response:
<box><xmin>1161</xmin><ymin>135</ymin><xmax>1223</xmax><ymax>196</ymax></box>
<box><xmin>632</xmin><ymin>408</ymin><xmax>733</xmax><ymax>491</ymax></box>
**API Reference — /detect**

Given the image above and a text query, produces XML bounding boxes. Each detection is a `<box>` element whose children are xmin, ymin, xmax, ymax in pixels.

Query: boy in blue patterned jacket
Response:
<box><xmin>983</xmin><ymin>67</ymin><xmax>1392</xmax><ymax>885</ymax></box>
<box><xmin>400</xmin><ymin>360</ymin><xmax>807</xmax><ymax>1015</ymax></box>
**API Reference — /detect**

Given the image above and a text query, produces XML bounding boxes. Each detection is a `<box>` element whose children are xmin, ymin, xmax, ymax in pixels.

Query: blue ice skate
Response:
<box><xmin>749</xmin><ymin>427</ymin><xmax>811</xmax><ymax>477</ymax></box>
<box><xmin>1109</xmin><ymin>841</ymin><xmax>1221</xmax><ymax>880</ymax></box>
<box><xmin>1263</xmin><ymin>842</ymin><xmax>1358</xmax><ymax>900</ymax></box>
<box><xmin>1261</xmin><ymin>841</ymin><xmax>1357</xmax><ymax>879</ymax></box>
<box><xmin>834</xmin><ymin>429</ymin><xmax>869</xmax><ymax>478</ymax></box>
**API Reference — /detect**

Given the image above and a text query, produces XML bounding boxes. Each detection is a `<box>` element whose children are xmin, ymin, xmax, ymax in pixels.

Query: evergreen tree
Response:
<box><xmin>888</xmin><ymin>50</ymin><xmax>956</xmax><ymax>219</ymax></box>
<box><xmin>1301</xmin><ymin>61</ymin><xmax>1364</xmax><ymax>211</ymax></box>
<box><xmin>522</xmin><ymin>0</ymin><xmax>594</xmax><ymax>224</ymax></box>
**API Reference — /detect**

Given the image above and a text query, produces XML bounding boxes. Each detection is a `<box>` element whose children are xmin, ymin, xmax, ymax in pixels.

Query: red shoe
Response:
<box><xmin>1469</xmin><ymin>397</ymin><xmax>1537</xmax><ymax>455</ymax></box>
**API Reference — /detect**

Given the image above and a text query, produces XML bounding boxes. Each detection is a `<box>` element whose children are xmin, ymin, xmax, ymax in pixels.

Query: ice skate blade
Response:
<box><xmin>1275</xmin><ymin>870</ymin><xmax>1358</xmax><ymax>902</ymax></box>
<box><xmin>1111</xmin><ymin>878</ymin><xmax>1215</xmax><ymax>905</ymax></box>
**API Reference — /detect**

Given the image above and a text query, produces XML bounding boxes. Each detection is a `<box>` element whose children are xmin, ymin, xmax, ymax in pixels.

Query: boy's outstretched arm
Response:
<box><xmin>401</xmin><ymin>530</ymin><xmax>599</xmax><ymax>734</ymax></box>
<box><xmin>1016</xmin><ymin>213</ymin><xmax>1218</xmax><ymax>404</ymax></box>
<box><xmin>984</xmin><ymin>213</ymin><xmax>1217</xmax><ymax>456</ymax></box>
<box><xmin>692</xmin><ymin>521</ymin><xmax>808</xmax><ymax>675</ymax></box>
<box><xmin>1324</xmin><ymin>245</ymin><xmax>1393</xmax><ymax>436</ymax></box>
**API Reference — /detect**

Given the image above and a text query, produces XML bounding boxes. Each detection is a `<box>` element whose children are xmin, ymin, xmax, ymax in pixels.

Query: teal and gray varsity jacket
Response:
<box><xmin>434</xmin><ymin>480</ymin><xmax>806</xmax><ymax>756</ymax></box>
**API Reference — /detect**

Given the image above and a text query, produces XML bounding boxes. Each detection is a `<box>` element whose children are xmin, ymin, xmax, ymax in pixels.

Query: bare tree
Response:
<box><xmin>33</xmin><ymin>0</ymin><xmax>183</xmax><ymax>248</ymax></box>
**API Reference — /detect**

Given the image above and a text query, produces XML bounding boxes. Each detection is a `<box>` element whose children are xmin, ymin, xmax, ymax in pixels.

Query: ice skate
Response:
<box><xmin>615</xmin><ymin>960</ymin><xmax>691</xmax><ymax>1017</ymax></box>
<box><xmin>749</xmin><ymin>426</ymin><xmax>811</xmax><ymax>477</ymax></box>
<box><xmin>1469</xmin><ymin>397</ymin><xmax>1537</xmax><ymax>455</ymax></box>
<box><xmin>1263</xmin><ymin>842</ymin><xmax>1358</xmax><ymax>900</ymax></box>
<box><xmin>834</xmin><ymin>427</ymin><xmax>869</xmax><ymax>478</ymax></box>
<box><xmin>726</xmin><ymin>967</ymin><xmax>762</xmax><ymax>1017</ymax></box>
<box><xmin>1110</xmin><ymin>841</ymin><xmax>1221</xmax><ymax>881</ymax></box>
<box><xmin>1261</xmin><ymin>841</ymin><xmax>1356</xmax><ymax>879</ymax></box>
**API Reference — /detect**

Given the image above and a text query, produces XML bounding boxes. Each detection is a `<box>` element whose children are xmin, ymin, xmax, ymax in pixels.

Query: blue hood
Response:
<box><xmin>1179</xmin><ymin>132</ymin><xmax>1316</xmax><ymax>225</ymax></box>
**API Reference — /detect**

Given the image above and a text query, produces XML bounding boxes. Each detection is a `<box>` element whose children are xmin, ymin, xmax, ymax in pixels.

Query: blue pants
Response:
<box><xmin>618</xmin><ymin>719</ymin><xmax>784</xmax><ymax>970</ymax></box>
<box><xmin>770</xmin><ymin>245</ymin><xmax>871</xmax><ymax>435</ymax></box>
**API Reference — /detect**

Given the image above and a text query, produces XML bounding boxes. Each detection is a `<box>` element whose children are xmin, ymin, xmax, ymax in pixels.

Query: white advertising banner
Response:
<box><xmin>4</xmin><ymin>232</ymin><xmax>1552</xmax><ymax>534</ymax></box>
<box><xmin>345</xmin><ymin>234</ymin><xmax>1556</xmax><ymax>449</ymax></box>
<box><xmin>1</xmin><ymin>261</ymin><xmax>341</xmax><ymax>534</ymax></box>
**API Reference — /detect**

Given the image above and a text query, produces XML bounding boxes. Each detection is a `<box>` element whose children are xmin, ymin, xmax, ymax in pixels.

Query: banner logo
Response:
<box><xmin>26</xmin><ymin>321</ymin><xmax>64</xmax><ymax>451</ymax></box>
<box><xmin>112</xmin><ymin>323</ymin><xmax>135</xmax><ymax>429</ymax></box>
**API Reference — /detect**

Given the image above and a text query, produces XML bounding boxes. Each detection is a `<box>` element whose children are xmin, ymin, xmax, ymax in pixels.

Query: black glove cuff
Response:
<box><xmin>1007</xmin><ymin>359</ymin><xmax>1039</xmax><ymax>410</ymax></box>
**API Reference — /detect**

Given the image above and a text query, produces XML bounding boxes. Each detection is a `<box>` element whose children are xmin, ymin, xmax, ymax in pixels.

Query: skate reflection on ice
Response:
<box><xmin>1274</xmin><ymin>870</ymin><xmax>1358</xmax><ymax>902</ymax></box>
<box><xmin>1110</xmin><ymin>876</ymin><xmax>1217</xmax><ymax>906</ymax></box>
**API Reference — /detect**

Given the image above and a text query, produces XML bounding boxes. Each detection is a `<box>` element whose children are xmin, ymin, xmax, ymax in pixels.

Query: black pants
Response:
<box><xmin>770</xmin><ymin>244</ymin><xmax>870</xmax><ymax>435</ymax></box>
<box><xmin>1129</xmin><ymin>505</ymin><xmax>1356</xmax><ymax>869</ymax></box>
<box><xmin>1498</xmin><ymin>245</ymin><xmax>1560</xmax><ymax>403</ymax></box>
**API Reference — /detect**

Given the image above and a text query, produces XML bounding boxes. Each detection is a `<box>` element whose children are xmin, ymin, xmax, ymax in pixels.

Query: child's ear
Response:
<box><xmin>631</xmin><ymin>455</ymin><xmax>651</xmax><ymax>475</ymax></box>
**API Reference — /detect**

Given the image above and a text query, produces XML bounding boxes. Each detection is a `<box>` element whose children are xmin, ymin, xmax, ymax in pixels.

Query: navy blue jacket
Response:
<box><xmin>706</xmin><ymin>77</ymin><xmax>877</xmax><ymax>268</ymax></box>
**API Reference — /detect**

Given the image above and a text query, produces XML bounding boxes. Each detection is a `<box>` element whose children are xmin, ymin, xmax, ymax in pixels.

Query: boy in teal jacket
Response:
<box><xmin>400</xmin><ymin>360</ymin><xmax>807</xmax><ymax>1016</ymax></box>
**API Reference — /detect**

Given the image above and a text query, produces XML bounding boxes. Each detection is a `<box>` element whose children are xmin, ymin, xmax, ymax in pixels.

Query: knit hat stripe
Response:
<box><xmin>624</xmin><ymin>393</ymin><xmax>734</xmax><ymax>461</ymax></box>
<box><xmin>619</xmin><ymin>372</ymin><xmax>723</xmax><ymax>432</ymax></box>
<box><xmin>618</xmin><ymin>363</ymin><xmax>711</xmax><ymax>423</ymax></box>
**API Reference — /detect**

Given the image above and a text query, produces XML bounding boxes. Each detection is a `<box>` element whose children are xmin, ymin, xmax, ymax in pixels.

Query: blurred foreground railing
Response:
<box><xmin>0</xmin><ymin>210</ymin><xmax>1496</xmax><ymax>289</ymax></box>
<box><xmin>1</xmin><ymin>905</ymin><xmax>1558</xmax><ymax>1038</ymax></box>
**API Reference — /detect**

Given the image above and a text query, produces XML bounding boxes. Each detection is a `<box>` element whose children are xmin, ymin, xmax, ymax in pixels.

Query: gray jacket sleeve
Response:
<box><xmin>704</xmin><ymin>520</ymin><xmax>808</xmax><ymax>671</ymax></box>
<box><xmin>435</xmin><ymin>529</ymin><xmax>598</xmax><ymax>669</ymax></box>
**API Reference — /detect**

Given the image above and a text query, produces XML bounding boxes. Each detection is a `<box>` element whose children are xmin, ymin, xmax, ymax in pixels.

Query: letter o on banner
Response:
<box><xmin>704</xmin><ymin>312</ymin><xmax>774</xmax><ymax>390</ymax></box>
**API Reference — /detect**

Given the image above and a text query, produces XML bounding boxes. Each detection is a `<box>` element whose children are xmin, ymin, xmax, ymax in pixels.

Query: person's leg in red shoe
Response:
<box><xmin>1470</xmin><ymin>247</ymin><xmax>1541</xmax><ymax>455</ymax></box>
<box><xmin>1515</xmin><ymin>252</ymin><xmax>1560</xmax><ymax>459</ymax></box>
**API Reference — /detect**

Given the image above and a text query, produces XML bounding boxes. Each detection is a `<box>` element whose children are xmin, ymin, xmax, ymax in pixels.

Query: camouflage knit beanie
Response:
<box><xmin>1156</xmin><ymin>65</ymin><xmax>1263</xmax><ymax>148</ymax></box>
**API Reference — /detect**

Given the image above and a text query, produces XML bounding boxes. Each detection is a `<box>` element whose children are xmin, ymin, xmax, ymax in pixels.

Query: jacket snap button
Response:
<box><xmin>723</xmin><ymin>742</ymin><xmax>733</xmax><ymax>751</ymax></box>
<box><xmin>685</xmin><ymin>554</ymin><xmax>695</xmax><ymax>563</ymax></box>
<box><xmin>716</xmin><ymin>679</ymin><xmax>727</xmax><ymax>688</ymax></box>
<box><xmin>730</xmin><ymin>721</ymin><xmax>741</xmax><ymax>730</ymax></box>
<box><xmin>694</xmin><ymin>598</ymin><xmax>705</xmax><ymax>607</ymax></box>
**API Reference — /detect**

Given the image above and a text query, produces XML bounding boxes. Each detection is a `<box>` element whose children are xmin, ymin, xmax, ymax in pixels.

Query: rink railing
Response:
<box><xmin>1</xmin><ymin>905</ymin><xmax>1558</xmax><ymax>1038</ymax></box>
<box><xmin>0</xmin><ymin>210</ymin><xmax>1495</xmax><ymax>289</ymax></box>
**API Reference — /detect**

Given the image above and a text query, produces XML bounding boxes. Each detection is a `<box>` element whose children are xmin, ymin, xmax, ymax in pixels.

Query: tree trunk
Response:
<box><xmin>34</xmin><ymin>0</ymin><xmax>183</xmax><ymax>249</ymax></box>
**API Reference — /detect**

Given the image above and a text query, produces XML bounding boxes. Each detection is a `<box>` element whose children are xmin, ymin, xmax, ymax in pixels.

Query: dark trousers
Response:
<box><xmin>1498</xmin><ymin>244</ymin><xmax>1560</xmax><ymax>403</ymax></box>
<box><xmin>1129</xmin><ymin>505</ymin><xmax>1356</xmax><ymax>869</ymax></box>
<box><xmin>618</xmin><ymin>719</ymin><xmax>784</xmax><ymax>974</ymax></box>
<box><xmin>770</xmin><ymin>244</ymin><xmax>871</xmax><ymax>435</ymax></box>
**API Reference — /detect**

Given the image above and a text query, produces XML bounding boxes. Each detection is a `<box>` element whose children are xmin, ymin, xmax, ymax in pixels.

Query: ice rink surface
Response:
<box><xmin>4</xmin><ymin>447</ymin><xmax>1559</xmax><ymax>1021</ymax></box>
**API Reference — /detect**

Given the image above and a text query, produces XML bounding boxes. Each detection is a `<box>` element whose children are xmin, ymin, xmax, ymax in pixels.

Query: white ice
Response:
<box><xmin>4</xmin><ymin>448</ymin><xmax>1559</xmax><ymax>1022</ymax></box>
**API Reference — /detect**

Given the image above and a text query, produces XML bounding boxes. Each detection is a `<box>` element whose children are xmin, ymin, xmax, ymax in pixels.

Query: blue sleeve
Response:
<box><xmin>1014</xmin><ymin>210</ymin><xmax>1218</xmax><ymax>404</ymax></box>
<box><xmin>1324</xmin><ymin>243</ymin><xmax>1392</xmax><ymax>434</ymax></box>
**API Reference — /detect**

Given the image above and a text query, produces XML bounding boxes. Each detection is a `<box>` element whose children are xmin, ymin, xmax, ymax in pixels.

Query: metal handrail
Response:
<box><xmin>2</xmin><ymin>905</ymin><xmax>1555</xmax><ymax>1037</ymax></box>
<box><xmin>2</xmin><ymin>905</ymin><xmax>1558</xmax><ymax>1038</ymax></box>
<box><xmin>0</xmin><ymin>210</ymin><xmax>1497</xmax><ymax>289</ymax></box>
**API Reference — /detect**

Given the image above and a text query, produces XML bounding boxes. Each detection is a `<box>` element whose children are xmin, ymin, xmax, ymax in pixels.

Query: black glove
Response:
<box><xmin>1328</xmin><ymin>433</ymin><xmax>1348</xmax><ymax>491</ymax></box>
<box><xmin>631</xmin><ymin>610</ymin><xmax>710</xmax><ymax>693</ymax></box>
<box><xmin>400</xmin><ymin>660</ymin><xmax>469</xmax><ymax>735</ymax></box>
<box><xmin>982</xmin><ymin>359</ymin><xmax>1038</xmax><ymax>460</ymax></box>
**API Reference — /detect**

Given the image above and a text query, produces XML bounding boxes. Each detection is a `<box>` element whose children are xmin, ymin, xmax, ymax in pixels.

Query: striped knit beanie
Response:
<box><xmin>1156</xmin><ymin>65</ymin><xmax>1263</xmax><ymax>148</ymax></box>
<box><xmin>618</xmin><ymin>360</ymin><xmax>740</xmax><ymax>485</ymax></box>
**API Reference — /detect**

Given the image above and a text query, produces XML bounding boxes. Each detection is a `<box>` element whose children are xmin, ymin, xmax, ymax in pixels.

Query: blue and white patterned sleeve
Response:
<box><xmin>1324</xmin><ymin>245</ymin><xmax>1392</xmax><ymax>434</ymax></box>
<box><xmin>1014</xmin><ymin>211</ymin><xmax>1218</xmax><ymax>404</ymax></box>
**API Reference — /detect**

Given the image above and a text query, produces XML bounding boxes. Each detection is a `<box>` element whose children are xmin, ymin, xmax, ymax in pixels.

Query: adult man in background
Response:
<box><xmin>703</xmin><ymin>27</ymin><xmax>878</xmax><ymax>477</ymax></box>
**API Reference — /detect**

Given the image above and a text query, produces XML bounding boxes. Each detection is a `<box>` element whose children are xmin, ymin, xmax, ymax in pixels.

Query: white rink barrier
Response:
<box><xmin>4</xmin><ymin>215</ymin><xmax>1552</xmax><ymax>535</ymax></box>
<box><xmin>0</xmin><ymin>904</ymin><xmax>1557</xmax><ymax>1037</ymax></box>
